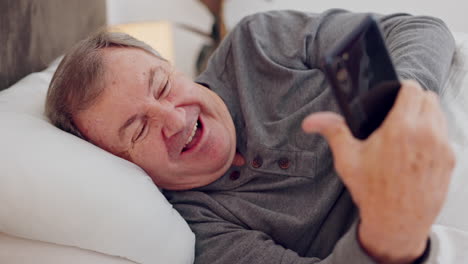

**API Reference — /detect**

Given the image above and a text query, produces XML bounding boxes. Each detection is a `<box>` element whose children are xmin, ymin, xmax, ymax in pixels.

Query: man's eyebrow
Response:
<box><xmin>148</xmin><ymin>67</ymin><xmax>156</xmax><ymax>96</ymax></box>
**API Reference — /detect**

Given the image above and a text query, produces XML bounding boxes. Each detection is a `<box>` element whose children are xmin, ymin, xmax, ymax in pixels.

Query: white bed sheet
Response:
<box><xmin>0</xmin><ymin>232</ymin><xmax>136</xmax><ymax>264</ymax></box>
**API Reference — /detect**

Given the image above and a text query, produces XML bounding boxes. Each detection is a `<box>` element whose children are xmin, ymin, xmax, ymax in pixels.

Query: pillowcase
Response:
<box><xmin>0</xmin><ymin>58</ymin><xmax>195</xmax><ymax>264</ymax></box>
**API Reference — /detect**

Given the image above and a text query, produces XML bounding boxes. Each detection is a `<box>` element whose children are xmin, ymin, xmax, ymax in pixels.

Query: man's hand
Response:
<box><xmin>302</xmin><ymin>80</ymin><xmax>455</xmax><ymax>263</ymax></box>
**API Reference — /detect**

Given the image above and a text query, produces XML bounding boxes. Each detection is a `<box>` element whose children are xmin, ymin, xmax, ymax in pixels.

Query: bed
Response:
<box><xmin>1</xmin><ymin>1</ymin><xmax>468</xmax><ymax>264</ymax></box>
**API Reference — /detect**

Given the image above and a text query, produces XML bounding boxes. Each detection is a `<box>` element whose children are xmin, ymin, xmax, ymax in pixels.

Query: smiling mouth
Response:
<box><xmin>182</xmin><ymin>119</ymin><xmax>203</xmax><ymax>153</ymax></box>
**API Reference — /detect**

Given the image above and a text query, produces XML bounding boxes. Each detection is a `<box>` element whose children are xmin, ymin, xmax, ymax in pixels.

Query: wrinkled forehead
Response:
<box><xmin>100</xmin><ymin>46</ymin><xmax>168</xmax><ymax>67</ymax></box>
<box><xmin>99</xmin><ymin>47</ymin><xmax>172</xmax><ymax>94</ymax></box>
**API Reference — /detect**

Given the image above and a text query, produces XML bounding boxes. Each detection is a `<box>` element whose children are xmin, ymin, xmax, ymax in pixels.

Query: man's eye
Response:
<box><xmin>133</xmin><ymin>122</ymin><xmax>147</xmax><ymax>143</ymax></box>
<box><xmin>159</xmin><ymin>78</ymin><xmax>170</xmax><ymax>98</ymax></box>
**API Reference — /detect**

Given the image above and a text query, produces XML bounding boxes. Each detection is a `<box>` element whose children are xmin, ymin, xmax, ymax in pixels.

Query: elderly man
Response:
<box><xmin>46</xmin><ymin>9</ymin><xmax>456</xmax><ymax>264</ymax></box>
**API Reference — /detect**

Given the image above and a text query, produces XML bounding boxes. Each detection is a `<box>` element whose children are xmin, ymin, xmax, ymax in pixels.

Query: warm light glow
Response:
<box><xmin>109</xmin><ymin>21</ymin><xmax>174</xmax><ymax>63</ymax></box>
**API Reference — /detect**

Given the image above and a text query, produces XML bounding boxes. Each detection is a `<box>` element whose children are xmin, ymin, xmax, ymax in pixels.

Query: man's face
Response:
<box><xmin>74</xmin><ymin>47</ymin><xmax>236</xmax><ymax>190</ymax></box>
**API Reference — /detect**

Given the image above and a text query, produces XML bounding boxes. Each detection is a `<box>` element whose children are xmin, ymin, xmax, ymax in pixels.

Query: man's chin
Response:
<box><xmin>157</xmin><ymin>173</ymin><xmax>222</xmax><ymax>191</ymax></box>
<box><xmin>149</xmin><ymin>153</ymin><xmax>234</xmax><ymax>191</ymax></box>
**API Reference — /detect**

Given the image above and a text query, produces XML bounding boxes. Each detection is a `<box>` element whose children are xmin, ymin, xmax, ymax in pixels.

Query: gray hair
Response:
<box><xmin>45</xmin><ymin>29</ymin><xmax>164</xmax><ymax>139</ymax></box>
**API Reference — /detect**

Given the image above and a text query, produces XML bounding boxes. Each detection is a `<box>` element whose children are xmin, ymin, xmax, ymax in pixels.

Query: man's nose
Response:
<box><xmin>160</xmin><ymin>105</ymin><xmax>186</xmax><ymax>139</ymax></box>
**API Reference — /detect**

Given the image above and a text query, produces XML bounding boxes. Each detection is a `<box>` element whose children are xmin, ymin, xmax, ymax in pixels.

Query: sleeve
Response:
<box><xmin>379</xmin><ymin>13</ymin><xmax>456</xmax><ymax>93</ymax></box>
<box><xmin>168</xmin><ymin>192</ymin><xmax>377</xmax><ymax>264</ymax></box>
<box><xmin>224</xmin><ymin>9</ymin><xmax>455</xmax><ymax>93</ymax></box>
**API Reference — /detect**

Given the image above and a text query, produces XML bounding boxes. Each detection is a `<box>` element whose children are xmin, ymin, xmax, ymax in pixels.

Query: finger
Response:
<box><xmin>302</xmin><ymin>112</ymin><xmax>360</xmax><ymax>159</ymax></box>
<box><xmin>389</xmin><ymin>80</ymin><xmax>425</xmax><ymax>121</ymax></box>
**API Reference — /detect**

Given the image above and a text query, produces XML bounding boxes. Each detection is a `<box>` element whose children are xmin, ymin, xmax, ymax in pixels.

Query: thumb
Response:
<box><xmin>302</xmin><ymin>112</ymin><xmax>359</xmax><ymax>159</ymax></box>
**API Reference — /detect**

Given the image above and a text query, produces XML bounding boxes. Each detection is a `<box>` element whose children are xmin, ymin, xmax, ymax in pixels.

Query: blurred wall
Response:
<box><xmin>107</xmin><ymin>0</ymin><xmax>468</xmax><ymax>78</ymax></box>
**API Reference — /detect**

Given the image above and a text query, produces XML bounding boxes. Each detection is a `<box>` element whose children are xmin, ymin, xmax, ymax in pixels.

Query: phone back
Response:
<box><xmin>322</xmin><ymin>15</ymin><xmax>400</xmax><ymax>139</ymax></box>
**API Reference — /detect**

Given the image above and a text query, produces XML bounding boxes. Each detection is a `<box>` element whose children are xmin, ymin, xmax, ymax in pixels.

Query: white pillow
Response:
<box><xmin>0</xmin><ymin>59</ymin><xmax>195</xmax><ymax>264</ymax></box>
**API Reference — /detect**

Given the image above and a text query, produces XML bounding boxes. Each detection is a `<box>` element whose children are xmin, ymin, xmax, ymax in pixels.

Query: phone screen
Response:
<box><xmin>322</xmin><ymin>16</ymin><xmax>400</xmax><ymax>139</ymax></box>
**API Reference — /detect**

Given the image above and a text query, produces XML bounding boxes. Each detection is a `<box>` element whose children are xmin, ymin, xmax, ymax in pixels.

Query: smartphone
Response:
<box><xmin>321</xmin><ymin>15</ymin><xmax>401</xmax><ymax>140</ymax></box>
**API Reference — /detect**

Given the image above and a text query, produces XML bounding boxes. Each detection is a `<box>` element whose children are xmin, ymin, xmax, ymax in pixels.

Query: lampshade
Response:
<box><xmin>109</xmin><ymin>21</ymin><xmax>175</xmax><ymax>63</ymax></box>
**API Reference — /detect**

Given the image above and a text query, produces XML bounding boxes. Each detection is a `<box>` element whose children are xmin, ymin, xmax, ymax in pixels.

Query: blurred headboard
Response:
<box><xmin>0</xmin><ymin>0</ymin><xmax>107</xmax><ymax>91</ymax></box>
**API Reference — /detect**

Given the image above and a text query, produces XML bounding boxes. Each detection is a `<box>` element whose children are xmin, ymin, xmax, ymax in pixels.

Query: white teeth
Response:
<box><xmin>184</xmin><ymin>122</ymin><xmax>198</xmax><ymax>146</ymax></box>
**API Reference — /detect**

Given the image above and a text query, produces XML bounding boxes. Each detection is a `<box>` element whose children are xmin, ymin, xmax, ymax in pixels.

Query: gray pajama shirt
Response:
<box><xmin>164</xmin><ymin>9</ymin><xmax>455</xmax><ymax>264</ymax></box>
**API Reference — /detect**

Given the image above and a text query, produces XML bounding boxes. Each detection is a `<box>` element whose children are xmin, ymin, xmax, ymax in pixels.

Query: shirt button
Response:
<box><xmin>251</xmin><ymin>156</ymin><xmax>263</xmax><ymax>168</ymax></box>
<box><xmin>229</xmin><ymin>170</ymin><xmax>240</xmax><ymax>181</ymax></box>
<box><xmin>278</xmin><ymin>157</ymin><xmax>290</xmax><ymax>169</ymax></box>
